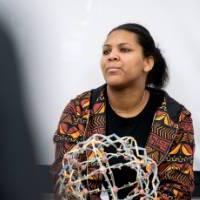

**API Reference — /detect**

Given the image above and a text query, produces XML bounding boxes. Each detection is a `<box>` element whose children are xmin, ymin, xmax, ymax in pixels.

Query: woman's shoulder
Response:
<box><xmin>164</xmin><ymin>91</ymin><xmax>191</xmax><ymax>113</ymax></box>
<box><xmin>69</xmin><ymin>84</ymin><xmax>106</xmax><ymax>107</ymax></box>
<box><xmin>148</xmin><ymin>87</ymin><xmax>191</xmax><ymax>121</ymax></box>
<box><xmin>162</xmin><ymin>90</ymin><xmax>192</xmax><ymax>122</ymax></box>
<box><xmin>75</xmin><ymin>90</ymin><xmax>92</xmax><ymax>100</ymax></box>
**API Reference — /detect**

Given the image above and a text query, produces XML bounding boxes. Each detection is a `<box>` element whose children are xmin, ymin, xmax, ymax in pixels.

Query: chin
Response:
<box><xmin>106</xmin><ymin>80</ymin><xmax>127</xmax><ymax>90</ymax></box>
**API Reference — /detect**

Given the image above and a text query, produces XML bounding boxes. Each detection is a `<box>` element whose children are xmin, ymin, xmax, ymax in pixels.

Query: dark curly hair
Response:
<box><xmin>109</xmin><ymin>23</ymin><xmax>169</xmax><ymax>88</ymax></box>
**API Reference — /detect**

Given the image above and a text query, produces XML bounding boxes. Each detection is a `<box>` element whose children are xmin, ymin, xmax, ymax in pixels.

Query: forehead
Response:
<box><xmin>104</xmin><ymin>30</ymin><xmax>139</xmax><ymax>45</ymax></box>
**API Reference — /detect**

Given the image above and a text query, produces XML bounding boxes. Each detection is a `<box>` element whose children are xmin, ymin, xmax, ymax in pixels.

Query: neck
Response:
<box><xmin>107</xmin><ymin>84</ymin><xmax>149</xmax><ymax>117</ymax></box>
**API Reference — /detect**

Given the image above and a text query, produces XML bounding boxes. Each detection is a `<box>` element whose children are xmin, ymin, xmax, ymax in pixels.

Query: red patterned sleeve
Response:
<box><xmin>157</xmin><ymin>108</ymin><xmax>195</xmax><ymax>200</ymax></box>
<box><xmin>50</xmin><ymin>99</ymin><xmax>84</xmax><ymax>200</ymax></box>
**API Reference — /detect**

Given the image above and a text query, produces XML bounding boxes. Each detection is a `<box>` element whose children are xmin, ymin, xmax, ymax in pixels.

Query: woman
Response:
<box><xmin>51</xmin><ymin>23</ymin><xmax>195</xmax><ymax>200</ymax></box>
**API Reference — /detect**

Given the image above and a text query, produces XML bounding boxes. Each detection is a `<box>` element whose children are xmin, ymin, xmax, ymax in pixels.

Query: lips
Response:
<box><xmin>106</xmin><ymin>66</ymin><xmax>121</xmax><ymax>73</ymax></box>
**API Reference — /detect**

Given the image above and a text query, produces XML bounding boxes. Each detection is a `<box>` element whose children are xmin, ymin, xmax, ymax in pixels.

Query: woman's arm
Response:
<box><xmin>51</xmin><ymin>99</ymin><xmax>83</xmax><ymax>200</ymax></box>
<box><xmin>157</xmin><ymin>108</ymin><xmax>195</xmax><ymax>200</ymax></box>
<box><xmin>51</xmin><ymin>98</ymin><xmax>102</xmax><ymax>200</ymax></box>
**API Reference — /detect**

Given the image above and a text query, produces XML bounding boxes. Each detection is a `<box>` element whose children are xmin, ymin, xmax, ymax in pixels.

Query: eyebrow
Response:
<box><xmin>103</xmin><ymin>43</ymin><xmax>130</xmax><ymax>48</ymax></box>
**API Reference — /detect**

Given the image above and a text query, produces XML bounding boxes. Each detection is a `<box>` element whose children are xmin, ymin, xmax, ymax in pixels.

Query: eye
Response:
<box><xmin>120</xmin><ymin>47</ymin><xmax>131</xmax><ymax>53</ymax></box>
<box><xmin>102</xmin><ymin>49</ymin><xmax>111</xmax><ymax>55</ymax></box>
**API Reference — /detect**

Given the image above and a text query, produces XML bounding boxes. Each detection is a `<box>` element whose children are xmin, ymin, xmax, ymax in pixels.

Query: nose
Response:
<box><xmin>107</xmin><ymin>50</ymin><xmax>120</xmax><ymax>61</ymax></box>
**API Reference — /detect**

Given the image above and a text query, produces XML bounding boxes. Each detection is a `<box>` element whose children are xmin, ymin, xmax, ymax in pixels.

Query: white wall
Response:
<box><xmin>0</xmin><ymin>0</ymin><xmax>199</xmax><ymax>170</ymax></box>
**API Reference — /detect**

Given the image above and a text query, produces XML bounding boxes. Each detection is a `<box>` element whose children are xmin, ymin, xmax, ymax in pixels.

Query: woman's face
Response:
<box><xmin>100</xmin><ymin>30</ymin><xmax>153</xmax><ymax>89</ymax></box>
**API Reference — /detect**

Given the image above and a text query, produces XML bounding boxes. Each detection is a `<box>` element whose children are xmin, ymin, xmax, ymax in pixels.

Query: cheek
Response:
<box><xmin>124</xmin><ymin>59</ymin><xmax>145</xmax><ymax>77</ymax></box>
<box><xmin>100</xmin><ymin>57</ymin><xmax>106</xmax><ymax>70</ymax></box>
<box><xmin>128</xmin><ymin>56</ymin><xmax>145</xmax><ymax>69</ymax></box>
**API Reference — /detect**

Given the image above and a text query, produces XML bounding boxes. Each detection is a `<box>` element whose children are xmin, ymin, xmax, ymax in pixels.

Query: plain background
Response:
<box><xmin>0</xmin><ymin>0</ymin><xmax>199</xmax><ymax>170</ymax></box>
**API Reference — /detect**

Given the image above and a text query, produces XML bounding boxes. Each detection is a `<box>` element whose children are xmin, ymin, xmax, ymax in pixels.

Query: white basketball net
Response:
<box><xmin>58</xmin><ymin>134</ymin><xmax>159</xmax><ymax>200</ymax></box>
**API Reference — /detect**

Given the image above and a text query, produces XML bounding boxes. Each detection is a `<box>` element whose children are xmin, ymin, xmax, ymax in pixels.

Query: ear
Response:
<box><xmin>143</xmin><ymin>56</ymin><xmax>154</xmax><ymax>73</ymax></box>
